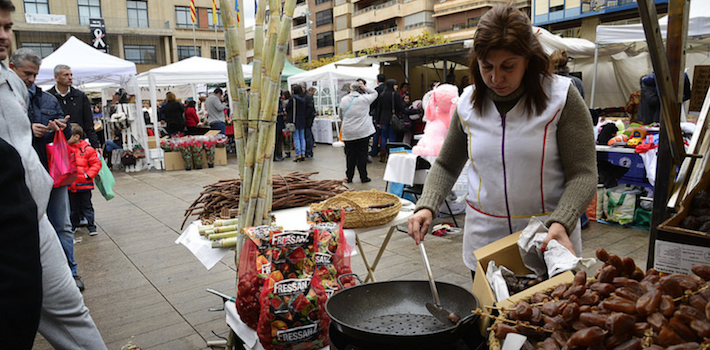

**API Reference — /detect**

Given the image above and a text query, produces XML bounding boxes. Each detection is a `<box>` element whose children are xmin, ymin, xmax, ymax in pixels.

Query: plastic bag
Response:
<box><xmin>604</xmin><ymin>184</ymin><xmax>641</xmax><ymax>225</ymax></box>
<box><xmin>237</xmin><ymin>226</ymin><xmax>279</xmax><ymax>329</ymax></box>
<box><xmin>95</xmin><ymin>156</ymin><xmax>115</xmax><ymax>201</ymax></box>
<box><xmin>46</xmin><ymin>130</ymin><xmax>78</xmax><ymax>188</ymax></box>
<box><xmin>312</xmin><ymin>219</ymin><xmax>356</xmax><ymax>297</ymax></box>
<box><xmin>257</xmin><ymin>230</ymin><xmax>328</xmax><ymax>350</ymax></box>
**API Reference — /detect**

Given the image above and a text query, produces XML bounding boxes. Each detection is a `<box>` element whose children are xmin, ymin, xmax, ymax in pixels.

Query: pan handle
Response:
<box><xmin>337</xmin><ymin>273</ymin><xmax>362</xmax><ymax>289</ymax></box>
<box><xmin>452</xmin><ymin>312</ymin><xmax>480</xmax><ymax>335</ymax></box>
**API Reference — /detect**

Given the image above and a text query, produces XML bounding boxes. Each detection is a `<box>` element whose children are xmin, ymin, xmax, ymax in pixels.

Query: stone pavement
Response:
<box><xmin>32</xmin><ymin>144</ymin><xmax>650</xmax><ymax>350</ymax></box>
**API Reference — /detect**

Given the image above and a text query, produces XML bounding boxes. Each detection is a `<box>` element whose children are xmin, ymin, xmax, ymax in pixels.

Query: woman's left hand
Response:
<box><xmin>541</xmin><ymin>222</ymin><xmax>575</xmax><ymax>255</ymax></box>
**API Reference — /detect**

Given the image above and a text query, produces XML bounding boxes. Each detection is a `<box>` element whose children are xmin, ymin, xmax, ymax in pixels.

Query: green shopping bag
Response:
<box><xmin>95</xmin><ymin>156</ymin><xmax>115</xmax><ymax>201</ymax></box>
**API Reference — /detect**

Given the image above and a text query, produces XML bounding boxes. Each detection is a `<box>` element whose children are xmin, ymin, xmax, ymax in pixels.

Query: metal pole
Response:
<box><xmin>192</xmin><ymin>22</ymin><xmax>198</xmax><ymax>56</ymax></box>
<box><xmin>306</xmin><ymin>11</ymin><xmax>312</xmax><ymax>64</ymax></box>
<box><xmin>590</xmin><ymin>43</ymin><xmax>599</xmax><ymax>108</ymax></box>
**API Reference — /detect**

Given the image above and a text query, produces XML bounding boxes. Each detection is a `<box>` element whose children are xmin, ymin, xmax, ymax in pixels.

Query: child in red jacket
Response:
<box><xmin>67</xmin><ymin>123</ymin><xmax>102</xmax><ymax>236</ymax></box>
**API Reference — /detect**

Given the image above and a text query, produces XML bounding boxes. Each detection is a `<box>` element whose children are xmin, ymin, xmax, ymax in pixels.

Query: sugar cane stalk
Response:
<box><xmin>245</xmin><ymin>0</ymin><xmax>295</xmax><ymax>229</ymax></box>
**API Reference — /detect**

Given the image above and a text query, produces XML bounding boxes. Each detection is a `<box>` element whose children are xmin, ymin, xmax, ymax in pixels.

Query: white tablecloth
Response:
<box><xmin>312</xmin><ymin>118</ymin><xmax>339</xmax><ymax>144</ymax></box>
<box><xmin>383</xmin><ymin>153</ymin><xmax>430</xmax><ymax>186</ymax></box>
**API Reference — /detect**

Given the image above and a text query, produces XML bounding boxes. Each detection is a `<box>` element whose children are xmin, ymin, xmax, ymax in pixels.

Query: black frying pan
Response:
<box><xmin>325</xmin><ymin>280</ymin><xmax>480</xmax><ymax>349</ymax></box>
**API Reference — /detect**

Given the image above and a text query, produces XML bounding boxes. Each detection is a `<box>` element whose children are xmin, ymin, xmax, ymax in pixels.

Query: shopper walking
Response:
<box><xmin>48</xmin><ymin>64</ymin><xmax>101</xmax><ymax>150</ymax></box>
<box><xmin>340</xmin><ymin>81</ymin><xmax>378</xmax><ymax>183</ymax></box>
<box><xmin>206</xmin><ymin>87</ymin><xmax>227</xmax><ymax>134</ymax></box>
<box><xmin>0</xmin><ymin>2</ymin><xmax>108</xmax><ymax>346</ymax></box>
<box><xmin>375</xmin><ymin>79</ymin><xmax>405</xmax><ymax>162</ymax></box>
<box><xmin>163</xmin><ymin>92</ymin><xmax>185</xmax><ymax>135</ymax></box>
<box><xmin>305</xmin><ymin>86</ymin><xmax>317</xmax><ymax>159</ymax></box>
<box><xmin>286</xmin><ymin>84</ymin><xmax>307</xmax><ymax>162</ymax></box>
<box><xmin>8</xmin><ymin>48</ymin><xmax>88</xmax><ymax>291</ymax></box>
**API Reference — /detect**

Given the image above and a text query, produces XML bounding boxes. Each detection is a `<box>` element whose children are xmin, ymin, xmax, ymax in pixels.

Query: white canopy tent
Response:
<box><xmin>286</xmin><ymin>61</ymin><xmax>379</xmax><ymax>116</ymax></box>
<box><xmin>591</xmin><ymin>0</ymin><xmax>710</xmax><ymax>108</ymax></box>
<box><xmin>35</xmin><ymin>36</ymin><xmax>148</xmax><ymax>172</ymax></box>
<box><xmin>138</xmin><ymin>56</ymin><xmax>253</xmax><ymax>169</ymax></box>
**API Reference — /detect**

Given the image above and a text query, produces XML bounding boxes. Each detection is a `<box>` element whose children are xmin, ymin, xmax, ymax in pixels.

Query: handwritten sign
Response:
<box><xmin>690</xmin><ymin>65</ymin><xmax>710</xmax><ymax>112</ymax></box>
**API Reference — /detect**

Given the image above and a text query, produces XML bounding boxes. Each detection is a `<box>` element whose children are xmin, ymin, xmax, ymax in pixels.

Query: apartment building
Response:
<box><xmin>531</xmin><ymin>0</ymin><xmax>667</xmax><ymax>40</ymax></box>
<box><xmin>434</xmin><ymin>0</ymin><xmax>530</xmax><ymax>41</ymax></box>
<box><xmin>10</xmin><ymin>0</ymin><xmax>229</xmax><ymax>72</ymax></box>
<box><xmin>350</xmin><ymin>0</ymin><xmax>434</xmax><ymax>53</ymax></box>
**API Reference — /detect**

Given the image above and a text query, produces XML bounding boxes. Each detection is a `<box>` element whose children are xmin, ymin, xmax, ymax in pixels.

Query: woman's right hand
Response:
<box><xmin>408</xmin><ymin>209</ymin><xmax>433</xmax><ymax>245</ymax></box>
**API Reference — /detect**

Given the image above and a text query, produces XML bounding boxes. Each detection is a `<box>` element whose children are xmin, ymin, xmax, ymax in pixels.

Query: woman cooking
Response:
<box><xmin>407</xmin><ymin>4</ymin><xmax>597</xmax><ymax>278</ymax></box>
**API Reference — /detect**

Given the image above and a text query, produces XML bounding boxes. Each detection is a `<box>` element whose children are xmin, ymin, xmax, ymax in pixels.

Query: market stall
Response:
<box><xmin>136</xmin><ymin>56</ymin><xmax>253</xmax><ymax>169</ymax></box>
<box><xmin>35</xmin><ymin>36</ymin><xmax>148</xmax><ymax>172</ymax></box>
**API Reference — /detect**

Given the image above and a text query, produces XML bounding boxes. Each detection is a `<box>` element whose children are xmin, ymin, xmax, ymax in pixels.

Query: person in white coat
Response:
<box><xmin>0</xmin><ymin>1</ymin><xmax>107</xmax><ymax>348</ymax></box>
<box><xmin>340</xmin><ymin>81</ymin><xmax>378</xmax><ymax>183</ymax></box>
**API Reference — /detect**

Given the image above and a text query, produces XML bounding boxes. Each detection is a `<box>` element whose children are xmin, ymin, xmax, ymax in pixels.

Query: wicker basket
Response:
<box><xmin>309</xmin><ymin>190</ymin><xmax>402</xmax><ymax>228</ymax></box>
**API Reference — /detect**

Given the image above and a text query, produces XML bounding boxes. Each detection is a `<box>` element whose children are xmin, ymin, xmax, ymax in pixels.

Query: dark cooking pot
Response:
<box><xmin>325</xmin><ymin>280</ymin><xmax>480</xmax><ymax>349</ymax></box>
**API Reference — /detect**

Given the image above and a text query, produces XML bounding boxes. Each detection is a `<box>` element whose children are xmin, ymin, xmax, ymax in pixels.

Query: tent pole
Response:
<box><xmin>149</xmin><ymin>74</ymin><xmax>161</xmax><ymax>170</ymax></box>
<box><xmin>590</xmin><ymin>43</ymin><xmax>599</xmax><ymax>108</ymax></box>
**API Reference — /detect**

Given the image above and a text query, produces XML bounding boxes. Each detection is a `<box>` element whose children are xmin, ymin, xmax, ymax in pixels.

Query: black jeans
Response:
<box><xmin>344</xmin><ymin>136</ymin><xmax>370</xmax><ymax>181</ymax></box>
<box><xmin>69</xmin><ymin>190</ymin><xmax>96</xmax><ymax>232</ymax></box>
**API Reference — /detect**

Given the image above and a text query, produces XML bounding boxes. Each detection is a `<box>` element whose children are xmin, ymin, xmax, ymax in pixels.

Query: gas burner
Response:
<box><xmin>328</xmin><ymin>324</ymin><xmax>484</xmax><ymax>350</ymax></box>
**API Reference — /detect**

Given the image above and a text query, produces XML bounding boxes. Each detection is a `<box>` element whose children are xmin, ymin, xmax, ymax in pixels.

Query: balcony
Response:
<box><xmin>352</xmin><ymin>1</ymin><xmax>402</xmax><ymax>27</ymax></box>
<box><xmin>581</xmin><ymin>0</ymin><xmax>636</xmax><ymax>14</ymax></box>
<box><xmin>434</xmin><ymin>0</ymin><xmax>498</xmax><ymax>17</ymax></box>
<box><xmin>334</xmin><ymin>28</ymin><xmax>353</xmax><ymax>42</ymax></box>
<box><xmin>292</xmin><ymin>45</ymin><xmax>309</xmax><ymax>58</ymax></box>
<box><xmin>294</xmin><ymin>3</ymin><xmax>309</xmax><ymax>18</ymax></box>
<box><xmin>353</xmin><ymin>27</ymin><xmax>399</xmax><ymax>51</ymax></box>
<box><xmin>403</xmin><ymin>21</ymin><xmax>433</xmax><ymax>31</ymax></box>
<box><xmin>291</xmin><ymin>24</ymin><xmax>309</xmax><ymax>38</ymax></box>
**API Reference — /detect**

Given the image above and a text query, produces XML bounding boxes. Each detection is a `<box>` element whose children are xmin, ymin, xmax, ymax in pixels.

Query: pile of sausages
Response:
<box><xmin>493</xmin><ymin>249</ymin><xmax>710</xmax><ymax>350</ymax></box>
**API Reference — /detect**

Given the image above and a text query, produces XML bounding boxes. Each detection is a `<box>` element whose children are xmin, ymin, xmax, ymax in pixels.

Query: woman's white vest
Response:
<box><xmin>457</xmin><ymin>75</ymin><xmax>582</xmax><ymax>271</ymax></box>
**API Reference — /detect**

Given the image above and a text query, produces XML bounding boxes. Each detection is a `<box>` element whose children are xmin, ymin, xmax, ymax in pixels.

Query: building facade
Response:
<box><xmin>434</xmin><ymin>0</ymin><xmax>530</xmax><ymax>41</ymax></box>
<box><xmin>10</xmin><ymin>0</ymin><xmax>229</xmax><ymax>73</ymax></box>
<box><xmin>350</xmin><ymin>0</ymin><xmax>434</xmax><ymax>53</ymax></box>
<box><xmin>531</xmin><ymin>0</ymin><xmax>668</xmax><ymax>40</ymax></box>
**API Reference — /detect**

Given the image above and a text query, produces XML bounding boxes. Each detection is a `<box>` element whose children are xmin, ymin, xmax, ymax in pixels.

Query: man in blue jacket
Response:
<box><xmin>9</xmin><ymin>48</ymin><xmax>85</xmax><ymax>292</ymax></box>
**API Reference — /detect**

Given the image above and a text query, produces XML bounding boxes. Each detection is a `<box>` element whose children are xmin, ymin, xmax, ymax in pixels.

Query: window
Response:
<box><xmin>208</xmin><ymin>9</ymin><xmax>222</xmax><ymax>28</ymax></box>
<box><xmin>246</xmin><ymin>39</ymin><xmax>254</xmax><ymax>50</ymax></box>
<box><xmin>318</xmin><ymin>53</ymin><xmax>333</xmax><ymax>60</ymax></box>
<box><xmin>335</xmin><ymin>15</ymin><xmax>348</xmax><ymax>31</ymax></box>
<box><xmin>316</xmin><ymin>31</ymin><xmax>334</xmax><ymax>48</ymax></box>
<box><xmin>550</xmin><ymin>4</ymin><xmax>563</xmax><ymax>11</ymax></box>
<box><xmin>21</xmin><ymin>42</ymin><xmax>55</xmax><ymax>58</ymax></box>
<box><xmin>315</xmin><ymin>0</ymin><xmax>331</xmax><ymax>4</ymax></box>
<box><xmin>467</xmin><ymin>17</ymin><xmax>479</xmax><ymax>27</ymax></box>
<box><xmin>178</xmin><ymin>46</ymin><xmax>200</xmax><ymax>60</ymax></box>
<box><xmin>78</xmin><ymin>0</ymin><xmax>101</xmax><ymax>25</ymax></box>
<box><xmin>316</xmin><ymin>9</ymin><xmax>332</xmax><ymax>27</ymax></box>
<box><xmin>24</xmin><ymin>0</ymin><xmax>49</xmax><ymax>14</ymax></box>
<box><xmin>211</xmin><ymin>46</ymin><xmax>226</xmax><ymax>60</ymax></box>
<box><xmin>127</xmin><ymin>1</ymin><xmax>149</xmax><ymax>28</ymax></box>
<box><xmin>175</xmin><ymin>6</ymin><xmax>193</xmax><ymax>28</ymax></box>
<box><xmin>124</xmin><ymin>45</ymin><xmax>156</xmax><ymax>64</ymax></box>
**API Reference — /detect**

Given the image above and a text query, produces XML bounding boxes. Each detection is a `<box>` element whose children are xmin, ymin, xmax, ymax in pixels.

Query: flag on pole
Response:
<box><xmin>235</xmin><ymin>0</ymin><xmax>241</xmax><ymax>22</ymax></box>
<box><xmin>212</xmin><ymin>0</ymin><xmax>218</xmax><ymax>24</ymax></box>
<box><xmin>190</xmin><ymin>0</ymin><xmax>197</xmax><ymax>23</ymax></box>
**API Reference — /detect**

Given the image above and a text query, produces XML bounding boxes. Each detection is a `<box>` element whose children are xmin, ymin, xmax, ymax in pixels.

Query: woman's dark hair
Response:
<box><xmin>282</xmin><ymin>91</ymin><xmax>291</xmax><ymax>100</ymax></box>
<box><xmin>187</xmin><ymin>100</ymin><xmax>196</xmax><ymax>108</ymax></box>
<box><xmin>468</xmin><ymin>4</ymin><xmax>551</xmax><ymax>115</ymax></box>
<box><xmin>384</xmin><ymin>79</ymin><xmax>396</xmax><ymax>92</ymax></box>
<box><xmin>292</xmin><ymin>84</ymin><xmax>303</xmax><ymax>96</ymax></box>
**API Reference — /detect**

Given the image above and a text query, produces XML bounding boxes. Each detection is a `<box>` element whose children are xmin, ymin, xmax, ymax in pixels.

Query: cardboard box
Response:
<box><xmin>472</xmin><ymin>231</ymin><xmax>575</xmax><ymax>335</ymax></box>
<box><xmin>654</xmin><ymin>174</ymin><xmax>710</xmax><ymax>274</ymax></box>
<box><xmin>163</xmin><ymin>151</ymin><xmax>186</xmax><ymax>171</ymax></box>
<box><xmin>164</xmin><ymin>147</ymin><xmax>227</xmax><ymax>171</ymax></box>
<box><xmin>147</xmin><ymin>136</ymin><xmax>159</xmax><ymax>149</ymax></box>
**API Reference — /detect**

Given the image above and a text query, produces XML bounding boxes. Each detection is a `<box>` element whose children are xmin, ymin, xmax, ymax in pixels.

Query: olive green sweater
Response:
<box><xmin>414</xmin><ymin>84</ymin><xmax>597</xmax><ymax>234</ymax></box>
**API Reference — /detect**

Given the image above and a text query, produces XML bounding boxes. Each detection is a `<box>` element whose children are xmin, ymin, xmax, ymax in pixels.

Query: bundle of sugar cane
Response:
<box><xmin>181</xmin><ymin>171</ymin><xmax>348</xmax><ymax>229</ymax></box>
<box><xmin>220</xmin><ymin>0</ymin><xmax>296</xmax><ymax>257</ymax></box>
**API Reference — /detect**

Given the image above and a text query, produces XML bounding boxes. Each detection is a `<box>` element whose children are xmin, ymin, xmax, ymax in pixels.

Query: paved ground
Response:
<box><xmin>32</xmin><ymin>143</ymin><xmax>650</xmax><ymax>350</ymax></box>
